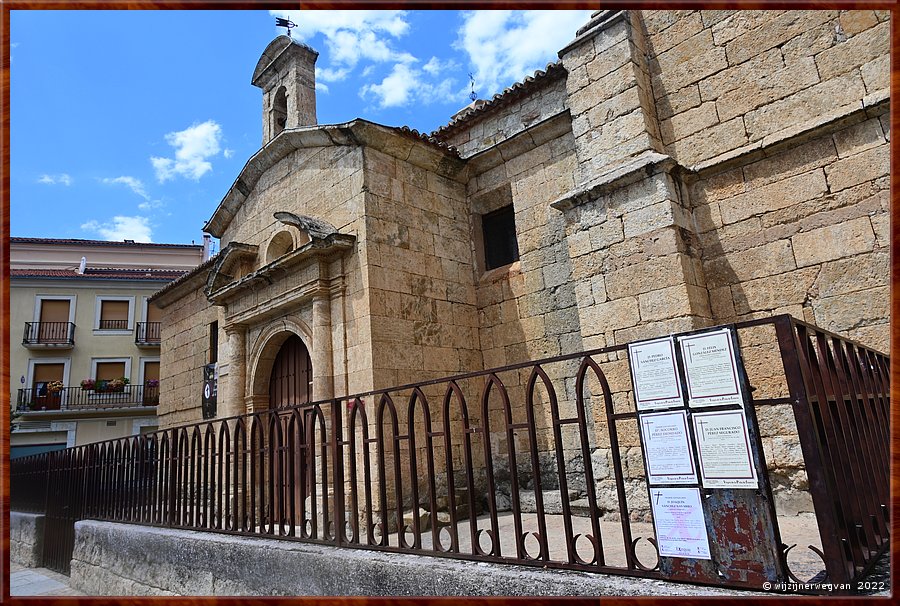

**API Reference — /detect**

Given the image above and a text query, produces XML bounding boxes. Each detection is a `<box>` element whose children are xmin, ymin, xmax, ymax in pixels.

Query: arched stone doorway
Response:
<box><xmin>268</xmin><ymin>334</ymin><xmax>312</xmax><ymax>409</ymax></box>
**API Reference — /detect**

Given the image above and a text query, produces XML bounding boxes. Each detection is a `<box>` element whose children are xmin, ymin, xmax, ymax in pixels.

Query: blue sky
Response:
<box><xmin>10</xmin><ymin>10</ymin><xmax>592</xmax><ymax>246</ymax></box>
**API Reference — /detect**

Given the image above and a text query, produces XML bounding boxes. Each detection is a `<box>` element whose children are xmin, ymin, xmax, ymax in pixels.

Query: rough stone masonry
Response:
<box><xmin>151</xmin><ymin>9</ymin><xmax>889</xmax><ymax>521</ymax></box>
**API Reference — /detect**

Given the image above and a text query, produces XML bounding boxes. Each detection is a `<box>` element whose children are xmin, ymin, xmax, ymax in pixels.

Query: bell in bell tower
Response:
<box><xmin>251</xmin><ymin>35</ymin><xmax>319</xmax><ymax>145</ymax></box>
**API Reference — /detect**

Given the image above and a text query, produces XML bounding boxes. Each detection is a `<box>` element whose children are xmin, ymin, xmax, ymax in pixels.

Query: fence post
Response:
<box><xmin>773</xmin><ymin>315</ymin><xmax>851</xmax><ymax>584</ymax></box>
<box><xmin>331</xmin><ymin>398</ymin><xmax>345</xmax><ymax>547</ymax></box>
<box><xmin>168</xmin><ymin>427</ymin><xmax>178</xmax><ymax>526</ymax></box>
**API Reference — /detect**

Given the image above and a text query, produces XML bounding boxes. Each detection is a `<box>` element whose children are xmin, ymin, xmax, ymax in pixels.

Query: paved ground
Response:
<box><xmin>9</xmin><ymin>511</ymin><xmax>888</xmax><ymax>597</ymax></box>
<box><xmin>9</xmin><ymin>562</ymin><xmax>85</xmax><ymax>596</ymax></box>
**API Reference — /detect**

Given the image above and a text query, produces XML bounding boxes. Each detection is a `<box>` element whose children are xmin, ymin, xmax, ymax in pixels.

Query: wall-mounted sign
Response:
<box><xmin>679</xmin><ymin>328</ymin><xmax>743</xmax><ymax>408</ymax></box>
<box><xmin>692</xmin><ymin>409</ymin><xmax>758</xmax><ymax>489</ymax></box>
<box><xmin>650</xmin><ymin>487</ymin><xmax>711</xmax><ymax>560</ymax></box>
<box><xmin>202</xmin><ymin>363</ymin><xmax>218</xmax><ymax>420</ymax></box>
<box><xmin>639</xmin><ymin>410</ymin><xmax>697</xmax><ymax>485</ymax></box>
<box><xmin>628</xmin><ymin>336</ymin><xmax>683</xmax><ymax>410</ymax></box>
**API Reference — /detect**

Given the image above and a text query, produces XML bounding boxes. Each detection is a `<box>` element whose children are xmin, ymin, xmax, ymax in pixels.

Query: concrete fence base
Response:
<box><xmin>69</xmin><ymin>520</ymin><xmax>754</xmax><ymax>597</ymax></box>
<box><xmin>10</xmin><ymin>512</ymin><xmax>45</xmax><ymax>568</ymax></box>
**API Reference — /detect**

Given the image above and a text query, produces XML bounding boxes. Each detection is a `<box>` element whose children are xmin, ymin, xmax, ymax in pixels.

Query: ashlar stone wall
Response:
<box><xmin>362</xmin><ymin>147</ymin><xmax>480</xmax><ymax>390</ymax></box>
<box><xmin>440</xmin><ymin>73</ymin><xmax>568</xmax><ymax>159</ymax></box>
<box><xmin>644</xmin><ymin>9</ymin><xmax>889</xmax><ymax>166</ymax></box>
<box><xmin>695</xmin><ymin>111</ymin><xmax>890</xmax><ymax>352</ymax></box>
<box><xmin>428</xmin><ymin>8</ymin><xmax>888</xmax><ymax>518</ymax></box>
<box><xmin>220</xmin><ymin>143</ymin><xmax>369</xmax><ymax>400</ymax></box>
<box><xmin>157</xmin><ymin>274</ymin><xmax>221</xmax><ymax>428</ymax></box>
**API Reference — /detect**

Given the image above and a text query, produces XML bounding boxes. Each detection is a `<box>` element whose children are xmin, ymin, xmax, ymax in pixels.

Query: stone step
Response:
<box><xmin>516</xmin><ymin>489</ymin><xmax>582</xmax><ymax>515</ymax></box>
<box><xmin>434</xmin><ymin>487</ymin><xmax>474</xmax><ymax>518</ymax></box>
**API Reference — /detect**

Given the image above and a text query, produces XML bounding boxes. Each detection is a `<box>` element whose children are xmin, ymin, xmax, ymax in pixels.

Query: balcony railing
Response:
<box><xmin>15</xmin><ymin>384</ymin><xmax>159</xmax><ymax>412</ymax></box>
<box><xmin>135</xmin><ymin>322</ymin><xmax>162</xmax><ymax>346</ymax></box>
<box><xmin>22</xmin><ymin>322</ymin><xmax>76</xmax><ymax>347</ymax></box>
<box><xmin>98</xmin><ymin>319</ymin><xmax>129</xmax><ymax>330</ymax></box>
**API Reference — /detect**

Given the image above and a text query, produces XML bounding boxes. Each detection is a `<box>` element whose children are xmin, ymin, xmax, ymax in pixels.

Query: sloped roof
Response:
<box><xmin>431</xmin><ymin>62</ymin><xmax>566</xmax><ymax>139</ymax></box>
<box><xmin>148</xmin><ymin>255</ymin><xmax>218</xmax><ymax>305</ymax></box>
<box><xmin>252</xmin><ymin>35</ymin><xmax>318</xmax><ymax>86</ymax></box>
<box><xmin>394</xmin><ymin>125</ymin><xmax>458</xmax><ymax>154</ymax></box>
<box><xmin>204</xmin><ymin>119</ymin><xmax>465</xmax><ymax>238</ymax></box>
<box><xmin>11</xmin><ymin>267</ymin><xmax>188</xmax><ymax>280</ymax></box>
<box><xmin>11</xmin><ymin>237</ymin><xmax>202</xmax><ymax>250</ymax></box>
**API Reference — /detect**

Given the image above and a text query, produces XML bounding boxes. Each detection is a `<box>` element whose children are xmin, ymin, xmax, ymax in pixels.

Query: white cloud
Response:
<box><xmin>223</xmin><ymin>148</ymin><xmax>235</xmax><ymax>159</ymax></box>
<box><xmin>37</xmin><ymin>173</ymin><xmax>72</xmax><ymax>186</ymax></box>
<box><xmin>101</xmin><ymin>176</ymin><xmax>149</xmax><ymax>200</ymax></box>
<box><xmin>81</xmin><ymin>216</ymin><xmax>153</xmax><ymax>242</ymax></box>
<box><xmin>271</xmin><ymin>10</ymin><xmax>416</xmax><ymax>79</ymax></box>
<box><xmin>316</xmin><ymin>82</ymin><xmax>330</xmax><ymax>94</ymax></box>
<box><xmin>137</xmin><ymin>199</ymin><xmax>164</xmax><ymax>211</ymax></box>
<box><xmin>361</xmin><ymin>63</ymin><xmax>417</xmax><ymax>107</ymax></box>
<box><xmin>150</xmin><ymin>120</ymin><xmax>223</xmax><ymax>182</ymax></box>
<box><xmin>457</xmin><ymin>10</ymin><xmax>592</xmax><ymax>96</ymax></box>
<box><xmin>316</xmin><ymin>66</ymin><xmax>351</xmax><ymax>83</ymax></box>
<box><xmin>423</xmin><ymin>56</ymin><xmax>460</xmax><ymax>77</ymax></box>
<box><xmin>361</xmin><ymin>63</ymin><xmax>457</xmax><ymax>109</ymax></box>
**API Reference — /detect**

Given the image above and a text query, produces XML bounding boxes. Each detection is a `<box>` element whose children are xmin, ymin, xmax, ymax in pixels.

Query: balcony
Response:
<box><xmin>22</xmin><ymin>322</ymin><xmax>75</xmax><ymax>348</ymax></box>
<box><xmin>16</xmin><ymin>384</ymin><xmax>159</xmax><ymax>412</ymax></box>
<box><xmin>98</xmin><ymin>319</ymin><xmax>129</xmax><ymax>330</ymax></box>
<box><xmin>135</xmin><ymin>322</ymin><xmax>162</xmax><ymax>347</ymax></box>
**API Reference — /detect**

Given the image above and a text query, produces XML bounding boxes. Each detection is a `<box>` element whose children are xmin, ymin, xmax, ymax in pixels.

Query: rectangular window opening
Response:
<box><xmin>481</xmin><ymin>204</ymin><xmax>519</xmax><ymax>271</ymax></box>
<box><xmin>99</xmin><ymin>300</ymin><xmax>130</xmax><ymax>330</ymax></box>
<box><xmin>209</xmin><ymin>321</ymin><xmax>219</xmax><ymax>364</ymax></box>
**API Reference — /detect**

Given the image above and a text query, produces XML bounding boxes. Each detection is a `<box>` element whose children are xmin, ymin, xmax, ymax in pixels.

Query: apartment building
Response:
<box><xmin>9</xmin><ymin>237</ymin><xmax>208</xmax><ymax>458</ymax></box>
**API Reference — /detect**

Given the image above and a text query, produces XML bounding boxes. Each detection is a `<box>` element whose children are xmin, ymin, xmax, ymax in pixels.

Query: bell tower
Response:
<box><xmin>251</xmin><ymin>36</ymin><xmax>319</xmax><ymax>145</ymax></box>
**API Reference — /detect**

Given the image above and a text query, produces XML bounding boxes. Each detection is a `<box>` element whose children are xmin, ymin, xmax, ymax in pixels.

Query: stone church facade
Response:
<box><xmin>151</xmin><ymin>10</ymin><xmax>889</xmax><ymax>512</ymax></box>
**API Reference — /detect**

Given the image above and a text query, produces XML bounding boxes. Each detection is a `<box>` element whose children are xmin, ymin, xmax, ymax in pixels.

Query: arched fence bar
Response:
<box><xmin>11</xmin><ymin>315</ymin><xmax>889</xmax><ymax>594</ymax></box>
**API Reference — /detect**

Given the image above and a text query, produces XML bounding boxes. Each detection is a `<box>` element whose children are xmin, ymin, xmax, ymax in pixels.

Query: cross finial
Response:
<box><xmin>468</xmin><ymin>72</ymin><xmax>477</xmax><ymax>102</ymax></box>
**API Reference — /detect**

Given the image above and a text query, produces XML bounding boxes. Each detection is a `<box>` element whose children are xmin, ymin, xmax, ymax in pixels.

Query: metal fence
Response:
<box><xmin>11</xmin><ymin>315</ymin><xmax>889</xmax><ymax>592</ymax></box>
<box><xmin>773</xmin><ymin>317</ymin><xmax>890</xmax><ymax>586</ymax></box>
<box><xmin>135</xmin><ymin>322</ymin><xmax>162</xmax><ymax>345</ymax></box>
<box><xmin>22</xmin><ymin>321</ymin><xmax>76</xmax><ymax>345</ymax></box>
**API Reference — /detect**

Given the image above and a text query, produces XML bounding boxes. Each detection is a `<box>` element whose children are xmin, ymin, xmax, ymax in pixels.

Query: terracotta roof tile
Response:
<box><xmin>147</xmin><ymin>254</ymin><xmax>219</xmax><ymax>303</ymax></box>
<box><xmin>11</xmin><ymin>237</ymin><xmax>203</xmax><ymax>249</ymax></box>
<box><xmin>431</xmin><ymin>62</ymin><xmax>566</xmax><ymax>139</ymax></box>
<box><xmin>393</xmin><ymin>126</ymin><xmax>459</xmax><ymax>156</ymax></box>
<box><xmin>11</xmin><ymin>268</ymin><xmax>188</xmax><ymax>280</ymax></box>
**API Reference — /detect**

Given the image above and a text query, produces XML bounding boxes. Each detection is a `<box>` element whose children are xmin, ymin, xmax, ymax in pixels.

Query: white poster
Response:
<box><xmin>692</xmin><ymin>410</ymin><xmax>758</xmax><ymax>489</ymax></box>
<box><xmin>650</xmin><ymin>487</ymin><xmax>711</xmax><ymax>559</ymax></box>
<box><xmin>639</xmin><ymin>411</ymin><xmax>697</xmax><ymax>485</ymax></box>
<box><xmin>628</xmin><ymin>336</ymin><xmax>683</xmax><ymax>410</ymax></box>
<box><xmin>679</xmin><ymin>329</ymin><xmax>744</xmax><ymax>408</ymax></box>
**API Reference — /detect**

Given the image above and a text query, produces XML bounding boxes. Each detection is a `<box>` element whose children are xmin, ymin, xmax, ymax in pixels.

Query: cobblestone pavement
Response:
<box><xmin>10</xmin><ymin>562</ymin><xmax>85</xmax><ymax>596</ymax></box>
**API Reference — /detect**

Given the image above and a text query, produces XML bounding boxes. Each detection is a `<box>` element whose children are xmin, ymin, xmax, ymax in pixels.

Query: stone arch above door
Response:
<box><xmin>247</xmin><ymin>316</ymin><xmax>312</xmax><ymax>410</ymax></box>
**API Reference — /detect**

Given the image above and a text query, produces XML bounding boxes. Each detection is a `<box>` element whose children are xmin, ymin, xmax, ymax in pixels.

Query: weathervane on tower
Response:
<box><xmin>275</xmin><ymin>16</ymin><xmax>297</xmax><ymax>38</ymax></box>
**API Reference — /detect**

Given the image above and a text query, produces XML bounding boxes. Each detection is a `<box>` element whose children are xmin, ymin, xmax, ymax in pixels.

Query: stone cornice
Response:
<box><xmin>205</xmin><ymin>242</ymin><xmax>260</xmax><ymax>294</ymax></box>
<box><xmin>467</xmin><ymin>110</ymin><xmax>572</xmax><ymax>175</ymax></box>
<box><xmin>251</xmin><ymin>36</ymin><xmax>319</xmax><ymax>89</ymax></box>
<box><xmin>206</xmin><ymin>234</ymin><xmax>355</xmax><ymax>306</ymax></box>
<box><xmin>686</xmin><ymin>92</ymin><xmax>889</xmax><ymax>180</ymax></box>
<box><xmin>204</xmin><ymin>119</ymin><xmax>465</xmax><ymax>238</ymax></box>
<box><xmin>550</xmin><ymin>151</ymin><xmax>677</xmax><ymax>211</ymax></box>
<box><xmin>558</xmin><ymin>10</ymin><xmax>627</xmax><ymax>57</ymax></box>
